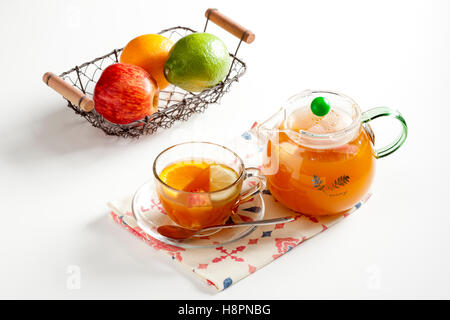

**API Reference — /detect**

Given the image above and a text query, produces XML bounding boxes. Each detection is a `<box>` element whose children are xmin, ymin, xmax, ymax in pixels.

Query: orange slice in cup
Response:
<box><xmin>159</xmin><ymin>161</ymin><xmax>208</xmax><ymax>191</ymax></box>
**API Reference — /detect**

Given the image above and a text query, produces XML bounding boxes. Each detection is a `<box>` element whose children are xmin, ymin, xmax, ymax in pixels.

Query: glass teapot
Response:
<box><xmin>253</xmin><ymin>90</ymin><xmax>407</xmax><ymax>216</ymax></box>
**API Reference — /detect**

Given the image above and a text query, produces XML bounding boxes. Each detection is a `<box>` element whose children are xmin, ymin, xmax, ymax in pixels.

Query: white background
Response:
<box><xmin>0</xmin><ymin>0</ymin><xmax>449</xmax><ymax>299</ymax></box>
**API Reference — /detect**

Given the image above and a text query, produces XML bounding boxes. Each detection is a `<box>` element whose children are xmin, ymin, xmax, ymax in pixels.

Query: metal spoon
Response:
<box><xmin>157</xmin><ymin>216</ymin><xmax>296</xmax><ymax>240</ymax></box>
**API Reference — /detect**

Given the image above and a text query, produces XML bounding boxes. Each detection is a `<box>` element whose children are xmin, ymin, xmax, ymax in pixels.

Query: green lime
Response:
<box><xmin>310</xmin><ymin>97</ymin><xmax>330</xmax><ymax>117</ymax></box>
<box><xmin>163</xmin><ymin>33</ymin><xmax>231</xmax><ymax>92</ymax></box>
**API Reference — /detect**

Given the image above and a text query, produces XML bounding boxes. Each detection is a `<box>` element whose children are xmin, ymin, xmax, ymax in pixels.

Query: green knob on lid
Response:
<box><xmin>310</xmin><ymin>96</ymin><xmax>330</xmax><ymax>117</ymax></box>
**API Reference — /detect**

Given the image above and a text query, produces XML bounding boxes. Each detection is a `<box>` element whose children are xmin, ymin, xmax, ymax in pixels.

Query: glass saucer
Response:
<box><xmin>131</xmin><ymin>179</ymin><xmax>265</xmax><ymax>248</ymax></box>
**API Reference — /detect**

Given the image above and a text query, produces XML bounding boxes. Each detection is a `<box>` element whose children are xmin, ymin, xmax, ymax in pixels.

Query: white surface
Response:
<box><xmin>0</xmin><ymin>0</ymin><xmax>449</xmax><ymax>299</ymax></box>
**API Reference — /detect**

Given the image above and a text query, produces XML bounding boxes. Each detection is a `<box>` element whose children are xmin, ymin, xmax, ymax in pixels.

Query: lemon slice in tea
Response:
<box><xmin>209</xmin><ymin>164</ymin><xmax>239</xmax><ymax>191</ymax></box>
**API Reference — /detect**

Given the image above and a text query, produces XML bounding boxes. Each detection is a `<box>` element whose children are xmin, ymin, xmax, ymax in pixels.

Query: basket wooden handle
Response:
<box><xmin>205</xmin><ymin>8</ymin><xmax>255</xmax><ymax>44</ymax></box>
<box><xmin>42</xmin><ymin>72</ymin><xmax>94</xmax><ymax>112</ymax></box>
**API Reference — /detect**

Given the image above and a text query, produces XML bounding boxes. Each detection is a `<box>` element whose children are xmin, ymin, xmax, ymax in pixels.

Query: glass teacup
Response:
<box><xmin>153</xmin><ymin>142</ymin><xmax>266</xmax><ymax>230</ymax></box>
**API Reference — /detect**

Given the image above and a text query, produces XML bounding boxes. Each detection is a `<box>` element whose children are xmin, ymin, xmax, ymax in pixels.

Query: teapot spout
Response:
<box><xmin>249</xmin><ymin>108</ymin><xmax>287</xmax><ymax>176</ymax></box>
<box><xmin>250</xmin><ymin>107</ymin><xmax>285</xmax><ymax>143</ymax></box>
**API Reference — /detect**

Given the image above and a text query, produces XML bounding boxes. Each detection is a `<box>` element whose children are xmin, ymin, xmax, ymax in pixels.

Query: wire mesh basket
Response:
<box><xmin>43</xmin><ymin>9</ymin><xmax>254</xmax><ymax>138</ymax></box>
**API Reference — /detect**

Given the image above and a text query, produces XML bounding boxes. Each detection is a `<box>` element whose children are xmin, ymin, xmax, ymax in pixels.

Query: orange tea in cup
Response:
<box><xmin>153</xmin><ymin>142</ymin><xmax>266</xmax><ymax>230</ymax></box>
<box><xmin>158</xmin><ymin>160</ymin><xmax>241</xmax><ymax>229</ymax></box>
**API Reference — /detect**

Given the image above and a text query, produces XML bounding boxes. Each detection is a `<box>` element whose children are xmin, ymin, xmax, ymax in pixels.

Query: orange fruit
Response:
<box><xmin>159</xmin><ymin>160</ymin><xmax>238</xmax><ymax>193</ymax></box>
<box><xmin>120</xmin><ymin>34</ymin><xmax>173</xmax><ymax>90</ymax></box>
<box><xmin>159</xmin><ymin>161</ymin><xmax>208</xmax><ymax>191</ymax></box>
<box><xmin>183</xmin><ymin>166</ymin><xmax>210</xmax><ymax>192</ymax></box>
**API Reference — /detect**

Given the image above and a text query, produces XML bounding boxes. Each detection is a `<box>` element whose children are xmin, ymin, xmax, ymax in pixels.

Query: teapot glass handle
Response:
<box><xmin>361</xmin><ymin>107</ymin><xmax>408</xmax><ymax>159</ymax></box>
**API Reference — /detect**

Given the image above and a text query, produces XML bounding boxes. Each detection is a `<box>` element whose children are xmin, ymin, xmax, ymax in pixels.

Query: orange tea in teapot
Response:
<box><xmin>266</xmin><ymin>107</ymin><xmax>375</xmax><ymax>216</ymax></box>
<box><xmin>257</xmin><ymin>90</ymin><xmax>407</xmax><ymax>216</ymax></box>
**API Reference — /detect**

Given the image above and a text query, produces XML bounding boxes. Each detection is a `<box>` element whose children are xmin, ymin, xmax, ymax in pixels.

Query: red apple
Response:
<box><xmin>93</xmin><ymin>63</ymin><xmax>159</xmax><ymax>125</ymax></box>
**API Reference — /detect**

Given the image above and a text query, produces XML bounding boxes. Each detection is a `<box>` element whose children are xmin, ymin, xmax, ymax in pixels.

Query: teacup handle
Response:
<box><xmin>362</xmin><ymin>107</ymin><xmax>408</xmax><ymax>159</ymax></box>
<box><xmin>234</xmin><ymin>167</ymin><xmax>266</xmax><ymax>208</ymax></box>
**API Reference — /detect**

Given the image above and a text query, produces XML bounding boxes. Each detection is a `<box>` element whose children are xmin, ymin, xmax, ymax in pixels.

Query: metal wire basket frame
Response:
<box><xmin>56</xmin><ymin>16</ymin><xmax>248</xmax><ymax>138</ymax></box>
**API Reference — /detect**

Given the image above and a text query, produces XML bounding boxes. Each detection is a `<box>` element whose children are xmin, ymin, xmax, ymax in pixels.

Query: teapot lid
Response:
<box><xmin>283</xmin><ymin>90</ymin><xmax>362</xmax><ymax>148</ymax></box>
